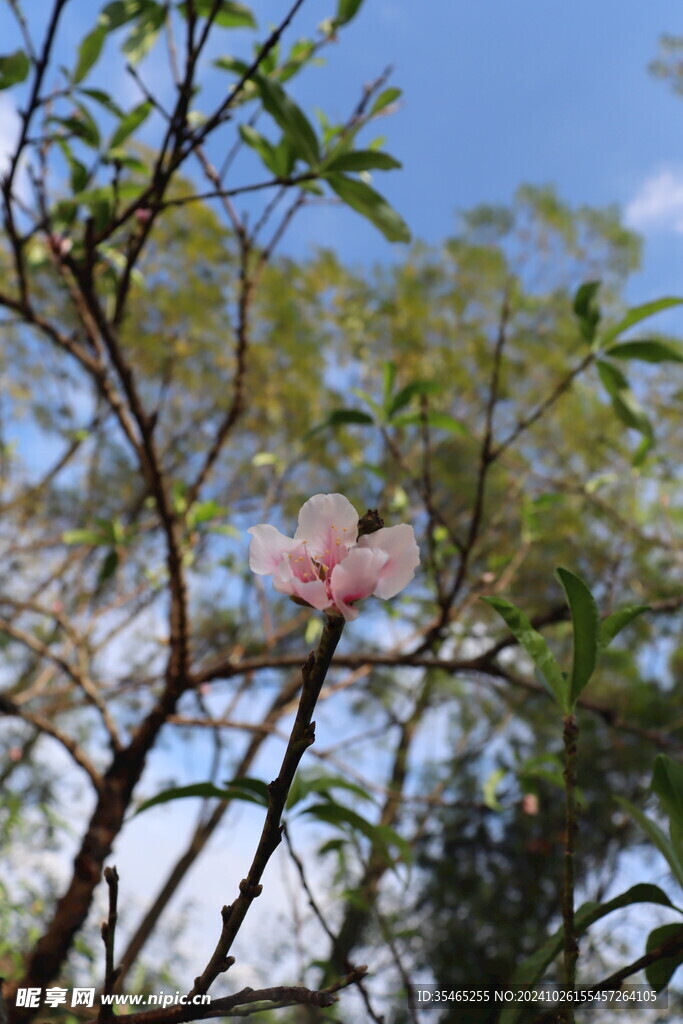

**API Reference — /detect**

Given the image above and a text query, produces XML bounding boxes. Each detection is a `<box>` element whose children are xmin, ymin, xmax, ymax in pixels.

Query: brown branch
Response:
<box><xmin>492</xmin><ymin>350</ymin><xmax>595</xmax><ymax>459</ymax></box>
<box><xmin>114</xmin><ymin>665</ymin><xmax>321</xmax><ymax>987</ymax></box>
<box><xmin>585</xmin><ymin>931</ymin><xmax>683</xmax><ymax>994</ymax></box>
<box><xmin>188</xmin><ymin>614</ymin><xmax>345</xmax><ymax>997</ymax></box>
<box><xmin>105</xmin><ymin>970</ymin><xmax>367</xmax><ymax>1024</ymax></box>
<box><xmin>99</xmin><ymin>866</ymin><xmax>120</xmax><ymax>1023</ymax></box>
<box><xmin>0</xmin><ymin>693</ymin><xmax>102</xmax><ymax>792</ymax></box>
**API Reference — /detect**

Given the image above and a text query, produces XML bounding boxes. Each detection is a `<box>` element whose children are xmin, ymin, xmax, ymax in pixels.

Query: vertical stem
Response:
<box><xmin>188</xmin><ymin>612</ymin><xmax>345</xmax><ymax>998</ymax></box>
<box><xmin>562</xmin><ymin>713</ymin><xmax>579</xmax><ymax>1024</ymax></box>
<box><xmin>100</xmin><ymin>866</ymin><xmax>120</xmax><ymax>1023</ymax></box>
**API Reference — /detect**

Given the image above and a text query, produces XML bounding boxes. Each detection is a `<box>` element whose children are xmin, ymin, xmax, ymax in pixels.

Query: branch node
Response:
<box><xmin>238</xmin><ymin>879</ymin><xmax>263</xmax><ymax>898</ymax></box>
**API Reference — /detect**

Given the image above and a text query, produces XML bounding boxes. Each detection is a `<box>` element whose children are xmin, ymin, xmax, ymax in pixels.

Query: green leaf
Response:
<box><xmin>254</xmin><ymin>75</ymin><xmax>319</xmax><ymax>166</ymax></box>
<box><xmin>62</xmin><ymin>528</ymin><xmax>108</xmax><ymax>547</ymax></box>
<box><xmin>327</xmin><ymin>408</ymin><xmax>374</xmax><ymax>427</ymax></box>
<box><xmin>391</xmin><ymin>411</ymin><xmax>467</xmax><ymax>435</ymax></box>
<box><xmin>388</xmin><ymin>380</ymin><xmax>440</xmax><ymax>417</ymax></box>
<box><xmin>371</xmin><ymin>87</ymin><xmax>402</xmax><ymax>114</ymax></box>
<box><xmin>645</xmin><ymin>923</ymin><xmax>683</xmax><ymax>991</ymax></box>
<box><xmin>324</xmin><ymin>150</ymin><xmax>401</xmax><ymax>173</ymax></box>
<box><xmin>0</xmin><ymin>50</ymin><xmax>30</xmax><ymax>90</ymax></box>
<box><xmin>79</xmin><ymin>88</ymin><xmax>124</xmax><ymax>119</ymax></box>
<box><xmin>572</xmin><ymin>280</ymin><xmax>601</xmax><ymax>344</ymax></box>
<box><xmin>301</xmin><ymin>802</ymin><xmax>408</xmax><ymax>864</ymax></box>
<box><xmin>73</xmin><ymin>25</ymin><xmax>108</xmax><ymax>83</ymax></box>
<box><xmin>286</xmin><ymin>772</ymin><xmax>373</xmax><ymax>810</ymax></box>
<box><xmin>481</xmin><ymin>596</ymin><xmax>568</xmax><ymax>711</ymax></box>
<box><xmin>56</xmin><ymin>140</ymin><xmax>89</xmax><ymax>194</ymax></box>
<box><xmin>98</xmin><ymin>549</ymin><xmax>119</xmax><ymax>585</ymax></box>
<box><xmin>122</xmin><ymin>2</ymin><xmax>165</xmax><ymax>63</ymax></box>
<box><xmin>178</xmin><ymin>0</ymin><xmax>256</xmax><ymax>28</ymax></box>
<box><xmin>600</xmin><ymin>297</ymin><xmax>683</xmax><ymax>347</ymax></box>
<box><xmin>238</xmin><ymin>124</ymin><xmax>279</xmax><ymax>174</ymax></box>
<box><xmin>652</xmin><ymin>755</ymin><xmax>683</xmax><ymax>834</ymax></box>
<box><xmin>597</xmin><ymin>360</ymin><xmax>653</xmax><ymax>439</ymax></box>
<box><xmin>483</xmin><ymin>767</ymin><xmax>505</xmax><ymax>811</ymax></box>
<box><xmin>605</xmin><ymin>338</ymin><xmax>683</xmax><ymax>363</ymax></box>
<box><xmin>213</xmin><ymin>55</ymin><xmax>249</xmax><ymax>75</ymax></box>
<box><xmin>109</xmin><ymin>100</ymin><xmax>153</xmax><ymax>149</ymax></box>
<box><xmin>304</xmin><ymin>409</ymin><xmax>375</xmax><ymax>437</ymax></box>
<box><xmin>598</xmin><ymin>604</ymin><xmax>649</xmax><ymax>652</ymax></box>
<box><xmin>134</xmin><ymin>777</ymin><xmax>269</xmax><ymax>816</ymax></box>
<box><xmin>335</xmin><ymin>0</ymin><xmax>365</xmax><ymax>25</ymax></box>
<box><xmin>616</xmin><ymin>797</ymin><xmax>683</xmax><ymax>891</ymax></box>
<box><xmin>325</xmin><ymin>173</ymin><xmax>410</xmax><ymax>243</ymax></box>
<box><xmin>499</xmin><ymin>884</ymin><xmax>680</xmax><ymax>1024</ymax></box>
<box><xmin>187</xmin><ymin>500</ymin><xmax>226</xmax><ymax>526</ymax></box>
<box><xmin>102</xmin><ymin>0</ymin><xmax>156</xmax><ymax>29</ymax></box>
<box><xmin>555</xmin><ymin>568</ymin><xmax>599</xmax><ymax>706</ymax></box>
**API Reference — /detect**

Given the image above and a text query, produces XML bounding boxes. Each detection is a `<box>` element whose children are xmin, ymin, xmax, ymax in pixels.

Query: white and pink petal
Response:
<box><xmin>329</xmin><ymin>547</ymin><xmax>389</xmax><ymax>621</ymax></box>
<box><xmin>357</xmin><ymin>523</ymin><xmax>420</xmax><ymax>599</ymax></box>
<box><xmin>272</xmin><ymin>561</ymin><xmax>330</xmax><ymax>610</ymax></box>
<box><xmin>294</xmin><ymin>493</ymin><xmax>359</xmax><ymax>567</ymax></box>
<box><xmin>247</xmin><ymin>524</ymin><xmax>297</xmax><ymax>575</ymax></box>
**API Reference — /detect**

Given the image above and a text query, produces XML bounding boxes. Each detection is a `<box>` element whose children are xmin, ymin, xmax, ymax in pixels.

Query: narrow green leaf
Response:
<box><xmin>122</xmin><ymin>2</ymin><xmax>165</xmax><ymax>63</ymax></box>
<box><xmin>324</xmin><ymin>150</ymin><xmax>401</xmax><ymax>173</ymax></box>
<box><xmin>73</xmin><ymin>100</ymin><xmax>101</xmax><ymax>147</ymax></box>
<box><xmin>109</xmin><ymin>100</ymin><xmax>153</xmax><ymax>150</ymax></box>
<box><xmin>481</xmin><ymin>596</ymin><xmax>568</xmax><ymax>711</ymax></box>
<box><xmin>286</xmin><ymin>772</ymin><xmax>372</xmax><ymax>810</ymax></box>
<box><xmin>79</xmin><ymin>88</ymin><xmax>124</xmax><ymax>118</ymax></box>
<box><xmin>616</xmin><ymin>796</ymin><xmax>683</xmax><ymax>891</ymax></box>
<box><xmin>388</xmin><ymin>380</ymin><xmax>440</xmax><ymax>417</ymax></box>
<box><xmin>73</xmin><ymin>25</ymin><xmax>108</xmax><ymax>83</ymax></box>
<box><xmin>178</xmin><ymin>0</ymin><xmax>256</xmax><ymax>28</ymax></box>
<box><xmin>652</xmin><ymin>755</ymin><xmax>683</xmax><ymax>833</ymax></box>
<box><xmin>600</xmin><ymin>297</ymin><xmax>683</xmax><ymax>347</ymax></box>
<box><xmin>0</xmin><ymin>50</ymin><xmax>30</xmax><ymax>90</ymax></box>
<box><xmin>102</xmin><ymin>0</ymin><xmax>155</xmax><ymax>30</ymax></box>
<box><xmin>499</xmin><ymin>884</ymin><xmax>679</xmax><ymax>1024</ymax></box>
<box><xmin>597</xmin><ymin>360</ymin><xmax>653</xmax><ymax>438</ymax></box>
<box><xmin>483</xmin><ymin>767</ymin><xmax>505</xmax><ymax>811</ymax></box>
<box><xmin>555</xmin><ymin>568</ymin><xmax>599</xmax><ymax>706</ymax></box>
<box><xmin>598</xmin><ymin>604</ymin><xmax>649</xmax><ymax>652</ymax></box>
<box><xmin>135</xmin><ymin>777</ymin><xmax>268</xmax><ymax>816</ymax></box>
<box><xmin>98</xmin><ymin>549</ymin><xmax>119</xmax><ymax>585</ymax></box>
<box><xmin>391</xmin><ymin>410</ymin><xmax>467</xmax><ymax>435</ymax></box>
<box><xmin>605</xmin><ymin>338</ymin><xmax>683</xmax><ymax>363</ymax></box>
<box><xmin>371</xmin><ymin>87</ymin><xmax>402</xmax><ymax>114</ymax></box>
<box><xmin>56</xmin><ymin>140</ymin><xmax>89</xmax><ymax>193</ymax></box>
<box><xmin>301</xmin><ymin>802</ymin><xmax>406</xmax><ymax>863</ymax></box>
<box><xmin>335</xmin><ymin>0</ymin><xmax>364</xmax><ymax>25</ymax></box>
<box><xmin>254</xmin><ymin>74</ymin><xmax>319</xmax><ymax>166</ymax></box>
<box><xmin>572</xmin><ymin>280</ymin><xmax>601</xmax><ymax>344</ymax></box>
<box><xmin>382</xmin><ymin>360</ymin><xmax>397</xmax><ymax>407</ymax></box>
<box><xmin>325</xmin><ymin>173</ymin><xmax>410</xmax><ymax>243</ymax></box>
<box><xmin>327</xmin><ymin>409</ymin><xmax>374</xmax><ymax>427</ymax></box>
<box><xmin>645</xmin><ymin>924</ymin><xmax>683</xmax><ymax>991</ymax></box>
<box><xmin>62</xmin><ymin>528</ymin><xmax>107</xmax><ymax>546</ymax></box>
<box><xmin>238</xmin><ymin>124</ymin><xmax>279</xmax><ymax>174</ymax></box>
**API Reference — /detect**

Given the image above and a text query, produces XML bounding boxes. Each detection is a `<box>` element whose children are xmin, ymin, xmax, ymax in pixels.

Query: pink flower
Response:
<box><xmin>248</xmin><ymin>493</ymin><xmax>420</xmax><ymax>621</ymax></box>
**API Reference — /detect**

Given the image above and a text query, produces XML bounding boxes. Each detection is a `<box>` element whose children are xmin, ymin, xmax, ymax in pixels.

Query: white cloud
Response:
<box><xmin>625</xmin><ymin>168</ymin><xmax>683</xmax><ymax>234</ymax></box>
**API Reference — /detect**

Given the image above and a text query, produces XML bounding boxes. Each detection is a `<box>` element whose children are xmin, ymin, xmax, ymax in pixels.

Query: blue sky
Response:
<box><xmin>238</xmin><ymin>1</ymin><xmax>683</xmax><ymax>306</ymax></box>
<box><xmin>2</xmin><ymin>0</ymin><xmax>683</xmax><ymax>299</ymax></box>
